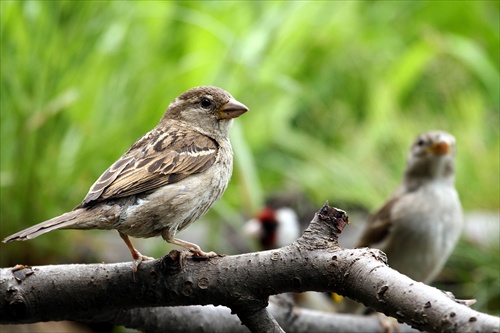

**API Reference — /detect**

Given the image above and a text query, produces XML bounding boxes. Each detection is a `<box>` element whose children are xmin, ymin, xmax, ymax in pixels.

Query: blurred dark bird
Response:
<box><xmin>357</xmin><ymin>130</ymin><xmax>463</xmax><ymax>284</ymax></box>
<box><xmin>244</xmin><ymin>193</ymin><xmax>337</xmax><ymax>312</ymax></box>
<box><xmin>243</xmin><ymin>191</ymin><xmax>321</xmax><ymax>250</ymax></box>
<box><xmin>3</xmin><ymin>86</ymin><xmax>249</xmax><ymax>270</ymax></box>
<box><xmin>243</xmin><ymin>206</ymin><xmax>301</xmax><ymax>250</ymax></box>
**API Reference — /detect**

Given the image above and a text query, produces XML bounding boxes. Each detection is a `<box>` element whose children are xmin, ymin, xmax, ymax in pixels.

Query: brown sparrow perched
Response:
<box><xmin>357</xmin><ymin>130</ymin><xmax>463</xmax><ymax>283</ymax></box>
<box><xmin>3</xmin><ymin>86</ymin><xmax>249</xmax><ymax>270</ymax></box>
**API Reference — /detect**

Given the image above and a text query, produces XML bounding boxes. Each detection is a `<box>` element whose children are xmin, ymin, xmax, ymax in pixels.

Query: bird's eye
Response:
<box><xmin>200</xmin><ymin>98</ymin><xmax>212</xmax><ymax>109</ymax></box>
<box><xmin>416</xmin><ymin>138</ymin><xmax>425</xmax><ymax>146</ymax></box>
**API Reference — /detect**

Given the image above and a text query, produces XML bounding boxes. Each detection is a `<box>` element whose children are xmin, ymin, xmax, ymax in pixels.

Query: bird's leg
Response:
<box><xmin>171</xmin><ymin>238</ymin><xmax>218</xmax><ymax>258</ymax></box>
<box><xmin>161</xmin><ymin>230</ymin><xmax>217</xmax><ymax>258</ymax></box>
<box><xmin>118</xmin><ymin>231</ymin><xmax>154</xmax><ymax>272</ymax></box>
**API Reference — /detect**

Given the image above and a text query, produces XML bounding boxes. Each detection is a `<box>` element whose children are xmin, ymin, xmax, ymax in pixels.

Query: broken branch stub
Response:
<box><xmin>318</xmin><ymin>202</ymin><xmax>349</xmax><ymax>234</ymax></box>
<box><xmin>296</xmin><ymin>202</ymin><xmax>349</xmax><ymax>250</ymax></box>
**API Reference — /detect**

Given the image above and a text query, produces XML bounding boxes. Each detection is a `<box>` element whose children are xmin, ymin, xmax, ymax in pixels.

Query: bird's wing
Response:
<box><xmin>356</xmin><ymin>195</ymin><xmax>399</xmax><ymax>248</ymax></box>
<box><xmin>78</xmin><ymin>124</ymin><xmax>218</xmax><ymax>207</ymax></box>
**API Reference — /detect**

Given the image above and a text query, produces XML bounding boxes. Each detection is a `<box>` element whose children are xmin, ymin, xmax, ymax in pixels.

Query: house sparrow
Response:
<box><xmin>337</xmin><ymin>131</ymin><xmax>463</xmax><ymax>319</ymax></box>
<box><xmin>357</xmin><ymin>130</ymin><xmax>463</xmax><ymax>284</ymax></box>
<box><xmin>3</xmin><ymin>86</ymin><xmax>249</xmax><ymax>270</ymax></box>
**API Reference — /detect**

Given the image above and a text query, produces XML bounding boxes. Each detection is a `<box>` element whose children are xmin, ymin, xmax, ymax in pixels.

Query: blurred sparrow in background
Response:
<box><xmin>337</xmin><ymin>130</ymin><xmax>463</xmax><ymax>318</ymax></box>
<box><xmin>3</xmin><ymin>86</ymin><xmax>249</xmax><ymax>270</ymax></box>
<box><xmin>357</xmin><ymin>130</ymin><xmax>463</xmax><ymax>284</ymax></box>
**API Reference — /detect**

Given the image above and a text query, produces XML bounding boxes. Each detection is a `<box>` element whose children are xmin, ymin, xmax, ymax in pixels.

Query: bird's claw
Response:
<box><xmin>132</xmin><ymin>254</ymin><xmax>154</xmax><ymax>272</ymax></box>
<box><xmin>191</xmin><ymin>249</ymin><xmax>218</xmax><ymax>258</ymax></box>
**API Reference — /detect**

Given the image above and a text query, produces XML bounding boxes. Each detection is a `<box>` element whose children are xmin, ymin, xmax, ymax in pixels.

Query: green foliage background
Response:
<box><xmin>1</xmin><ymin>1</ymin><xmax>498</xmax><ymax>315</ymax></box>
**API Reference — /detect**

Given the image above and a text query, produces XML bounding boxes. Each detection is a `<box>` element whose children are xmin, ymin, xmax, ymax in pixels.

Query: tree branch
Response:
<box><xmin>1</xmin><ymin>204</ymin><xmax>498</xmax><ymax>333</ymax></box>
<box><xmin>112</xmin><ymin>297</ymin><xmax>420</xmax><ymax>333</ymax></box>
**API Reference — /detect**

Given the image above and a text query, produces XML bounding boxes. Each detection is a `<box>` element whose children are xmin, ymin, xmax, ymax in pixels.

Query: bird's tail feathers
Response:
<box><xmin>2</xmin><ymin>208</ymin><xmax>111</xmax><ymax>243</ymax></box>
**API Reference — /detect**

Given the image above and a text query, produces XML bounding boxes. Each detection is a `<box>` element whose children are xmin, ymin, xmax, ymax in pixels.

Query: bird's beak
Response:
<box><xmin>428</xmin><ymin>141</ymin><xmax>450</xmax><ymax>155</ymax></box>
<box><xmin>218</xmin><ymin>98</ymin><xmax>249</xmax><ymax>119</ymax></box>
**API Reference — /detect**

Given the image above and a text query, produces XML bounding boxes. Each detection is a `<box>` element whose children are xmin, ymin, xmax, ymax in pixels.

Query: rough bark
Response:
<box><xmin>1</xmin><ymin>204</ymin><xmax>498</xmax><ymax>333</ymax></box>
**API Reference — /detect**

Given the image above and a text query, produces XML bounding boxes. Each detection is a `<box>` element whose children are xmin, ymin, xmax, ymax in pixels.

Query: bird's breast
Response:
<box><xmin>382</xmin><ymin>182</ymin><xmax>463</xmax><ymax>283</ymax></box>
<box><xmin>117</xmin><ymin>140</ymin><xmax>234</xmax><ymax>238</ymax></box>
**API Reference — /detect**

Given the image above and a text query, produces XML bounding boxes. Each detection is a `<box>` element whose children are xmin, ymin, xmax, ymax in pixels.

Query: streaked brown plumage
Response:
<box><xmin>3</xmin><ymin>86</ymin><xmax>248</xmax><ymax>270</ymax></box>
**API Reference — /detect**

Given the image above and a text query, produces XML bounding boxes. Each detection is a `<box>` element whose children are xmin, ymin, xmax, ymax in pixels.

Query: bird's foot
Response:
<box><xmin>169</xmin><ymin>237</ymin><xmax>218</xmax><ymax>258</ymax></box>
<box><xmin>175</xmin><ymin>249</ymin><xmax>217</xmax><ymax>268</ymax></box>
<box><xmin>118</xmin><ymin>232</ymin><xmax>154</xmax><ymax>272</ymax></box>
<box><xmin>190</xmin><ymin>249</ymin><xmax>218</xmax><ymax>258</ymax></box>
<box><xmin>132</xmin><ymin>253</ymin><xmax>154</xmax><ymax>273</ymax></box>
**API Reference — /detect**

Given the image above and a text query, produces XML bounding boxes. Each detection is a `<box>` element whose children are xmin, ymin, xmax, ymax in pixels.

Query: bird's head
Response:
<box><xmin>405</xmin><ymin>130</ymin><xmax>456</xmax><ymax>181</ymax></box>
<box><xmin>162</xmin><ymin>86</ymin><xmax>249</xmax><ymax>137</ymax></box>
